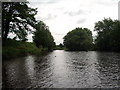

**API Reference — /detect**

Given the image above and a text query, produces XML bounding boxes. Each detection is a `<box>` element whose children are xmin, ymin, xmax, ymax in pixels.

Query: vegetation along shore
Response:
<box><xmin>2</xmin><ymin>2</ymin><xmax>120</xmax><ymax>60</ymax></box>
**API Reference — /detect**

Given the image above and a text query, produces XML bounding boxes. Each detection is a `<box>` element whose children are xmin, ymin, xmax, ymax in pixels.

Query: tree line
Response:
<box><xmin>2</xmin><ymin>2</ymin><xmax>120</xmax><ymax>52</ymax></box>
<box><xmin>63</xmin><ymin>18</ymin><xmax>120</xmax><ymax>52</ymax></box>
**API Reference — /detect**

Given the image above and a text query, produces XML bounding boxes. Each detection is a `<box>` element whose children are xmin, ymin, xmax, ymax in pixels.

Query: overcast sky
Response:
<box><xmin>28</xmin><ymin>0</ymin><xmax>119</xmax><ymax>45</ymax></box>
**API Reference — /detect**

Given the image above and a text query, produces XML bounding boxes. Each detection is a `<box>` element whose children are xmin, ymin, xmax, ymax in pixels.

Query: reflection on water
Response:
<box><xmin>2</xmin><ymin>50</ymin><xmax>120</xmax><ymax>88</ymax></box>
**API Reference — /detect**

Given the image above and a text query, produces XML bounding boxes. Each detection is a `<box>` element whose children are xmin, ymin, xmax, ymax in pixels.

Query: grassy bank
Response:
<box><xmin>54</xmin><ymin>46</ymin><xmax>64</xmax><ymax>50</ymax></box>
<box><xmin>2</xmin><ymin>39</ymin><xmax>48</xmax><ymax>60</ymax></box>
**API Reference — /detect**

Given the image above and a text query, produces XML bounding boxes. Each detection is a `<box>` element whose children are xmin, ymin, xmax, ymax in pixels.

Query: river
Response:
<box><xmin>2</xmin><ymin>50</ymin><xmax>120</xmax><ymax>89</ymax></box>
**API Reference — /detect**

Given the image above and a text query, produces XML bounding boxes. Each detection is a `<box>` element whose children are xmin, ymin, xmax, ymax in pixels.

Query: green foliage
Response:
<box><xmin>2</xmin><ymin>39</ymin><xmax>45</xmax><ymax>60</ymax></box>
<box><xmin>94</xmin><ymin>18</ymin><xmax>120</xmax><ymax>51</ymax></box>
<box><xmin>33</xmin><ymin>21</ymin><xmax>55</xmax><ymax>51</ymax></box>
<box><xmin>55</xmin><ymin>43</ymin><xmax>64</xmax><ymax>50</ymax></box>
<box><xmin>63</xmin><ymin>27</ymin><xmax>93</xmax><ymax>51</ymax></box>
<box><xmin>2</xmin><ymin>2</ymin><xmax>37</xmax><ymax>41</ymax></box>
<box><xmin>2</xmin><ymin>2</ymin><xmax>56</xmax><ymax>60</ymax></box>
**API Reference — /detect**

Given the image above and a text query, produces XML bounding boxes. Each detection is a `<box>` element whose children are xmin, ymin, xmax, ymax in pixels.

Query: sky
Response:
<box><xmin>27</xmin><ymin>0</ymin><xmax>119</xmax><ymax>45</ymax></box>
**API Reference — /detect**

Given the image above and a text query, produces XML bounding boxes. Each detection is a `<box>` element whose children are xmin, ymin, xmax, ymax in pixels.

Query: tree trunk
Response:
<box><xmin>4</xmin><ymin>20</ymin><xmax>10</xmax><ymax>40</ymax></box>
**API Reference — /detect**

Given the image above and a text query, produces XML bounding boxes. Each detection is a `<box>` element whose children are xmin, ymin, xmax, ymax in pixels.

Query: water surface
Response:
<box><xmin>3</xmin><ymin>50</ymin><xmax>120</xmax><ymax>88</ymax></box>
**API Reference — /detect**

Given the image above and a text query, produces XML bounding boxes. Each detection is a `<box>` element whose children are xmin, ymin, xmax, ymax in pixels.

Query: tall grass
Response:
<box><xmin>2</xmin><ymin>39</ymin><xmax>47</xmax><ymax>60</ymax></box>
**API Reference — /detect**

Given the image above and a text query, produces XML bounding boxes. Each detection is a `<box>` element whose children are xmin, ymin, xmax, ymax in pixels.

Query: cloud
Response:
<box><xmin>93</xmin><ymin>0</ymin><xmax>119</xmax><ymax>6</ymax></box>
<box><xmin>28</xmin><ymin>0</ymin><xmax>62</xmax><ymax>5</ymax></box>
<box><xmin>41</xmin><ymin>14</ymin><xmax>57</xmax><ymax>20</ymax></box>
<box><xmin>53</xmin><ymin>32</ymin><xmax>66</xmax><ymax>36</ymax></box>
<box><xmin>35</xmin><ymin>14</ymin><xmax>57</xmax><ymax>21</ymax></box>
<box><xmin>64</xmin><ymin>9</ymin><xmax>84</xmax><ymax>16</ymax></box>
<box><xmin>77</xmin><ymin>19</ymin><xmax>86</xmax><ymax>24</ymax></box>
<box><xmin>28</xmin><ymin>0</ymin><xmax>118</xmax><ymax>44</ymax></box>
<box><xmin>46</xmin><ymin>0</ymin><xmax>63</xmax><ymax>4</ymax></box>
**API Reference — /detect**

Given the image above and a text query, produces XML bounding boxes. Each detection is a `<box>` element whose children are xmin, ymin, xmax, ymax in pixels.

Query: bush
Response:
<box><xmin>2</xmin><ymin>39</ymin><xmax>42</xmax><ymax>60</ymax></box>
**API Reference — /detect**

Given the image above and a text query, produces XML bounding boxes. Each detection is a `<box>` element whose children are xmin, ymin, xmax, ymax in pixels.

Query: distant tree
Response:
<box><xmin>33</xmin><ymin>21</ymin><xmax>55</xmax><ymax>51</ymax></box>
<box><xmin>63</xmin><ymin>27</ymin><xmax>93</xmax><ymax>51</ymax></box>
<box><xmin>55</xmin><ymin>43</ymin><xmax>64</xmax><ymax>50</ymax></box>
<box><xmin>94</xmin><ymin>18</ymin><xmax>120</xmax><ymax>51</ymax></box>
<box><xmin>59</xmin><ymin>43</ymin><xmax>64</xmax><ymax>48</ymax></box>
<box><xmin>2</xmin><ymin>2</ymin><xmax>37</xmax><ymax>41</ymax></box>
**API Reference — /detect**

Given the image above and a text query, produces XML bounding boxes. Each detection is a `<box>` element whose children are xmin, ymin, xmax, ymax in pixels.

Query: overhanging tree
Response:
<box><xmin>2</xmin><ymin>2</ymin><xmax>37</xmax><ymax>41</ymax></box>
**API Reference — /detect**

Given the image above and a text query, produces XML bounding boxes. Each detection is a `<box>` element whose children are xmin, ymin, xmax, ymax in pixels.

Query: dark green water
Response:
<box><xmin>2</xmin><ymin>50</ymin><xmax>120</xmax><ymax>88</ymax></box>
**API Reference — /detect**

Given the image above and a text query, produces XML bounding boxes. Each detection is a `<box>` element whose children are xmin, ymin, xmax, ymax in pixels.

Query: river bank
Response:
<box><xmin>2</xmin><ymin>39</ymin><xmax>49</xmax><ymax>60</ymax></box>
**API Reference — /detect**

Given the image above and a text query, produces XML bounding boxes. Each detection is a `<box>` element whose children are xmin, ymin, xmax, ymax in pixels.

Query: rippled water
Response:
<box><xmin>2</xmin><ymin>50</ymin><xmax>120</xmax><ymax>88</ymax></box>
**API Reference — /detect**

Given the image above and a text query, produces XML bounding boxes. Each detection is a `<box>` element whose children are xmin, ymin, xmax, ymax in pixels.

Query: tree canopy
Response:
<box><xmin>63</xmin><ymin>27</ymin><xmax>93</xmax><ymax>51</ymax></box>
<box><xmin>94</xmin><ymin>18</ymin><xmax>120</xmax><ymax>51</ymax></box>
<box><xmin>33</xmin><ymin>21</ymin><xmax>55</xmax><ymax>51</ymax></box>
<box><xmin>2</xmin><ymin>2</ymin><xmax>37</xmax><ymax>41</ymax></box>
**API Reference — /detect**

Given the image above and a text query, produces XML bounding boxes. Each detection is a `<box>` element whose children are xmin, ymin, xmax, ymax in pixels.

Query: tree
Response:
<box><xmin>33</xmin><ymin>21</ymin><xmax>55</xmax><ymax>51</ymax></box>
<box><xmin>94</xmin><ymin>18</ymin><xmax>120</xmax><ymax>51</ymax></box>
<box><xmin>59</xmin><ymin>43</ymin><xmax>64</xmax><ymax>48</ymax></box>
<box><xmin>2</xmin><ymin>2</ymin><xmax>37</xmax><ymax>41</ymax></box>
<box><xmin>63</xmin><ymin>27</ymin><xmax>93</xmax><ymax>51</ymax></box>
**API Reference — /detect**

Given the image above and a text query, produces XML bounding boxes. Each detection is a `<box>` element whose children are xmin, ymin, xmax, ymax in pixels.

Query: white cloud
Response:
<box><xmin>64</xmin><ymin>9</ymin><xmax>85</xmax><ymax>16</ymax></box>
<box><xmin>77</xmin><ymin>18</ymin><xmax>86</xmax><ymax>24</ymax></box>
<box><xmin>28</xmin><ymin>0</ymin><xmax>119</xmax><ymax>45</ymax></box>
